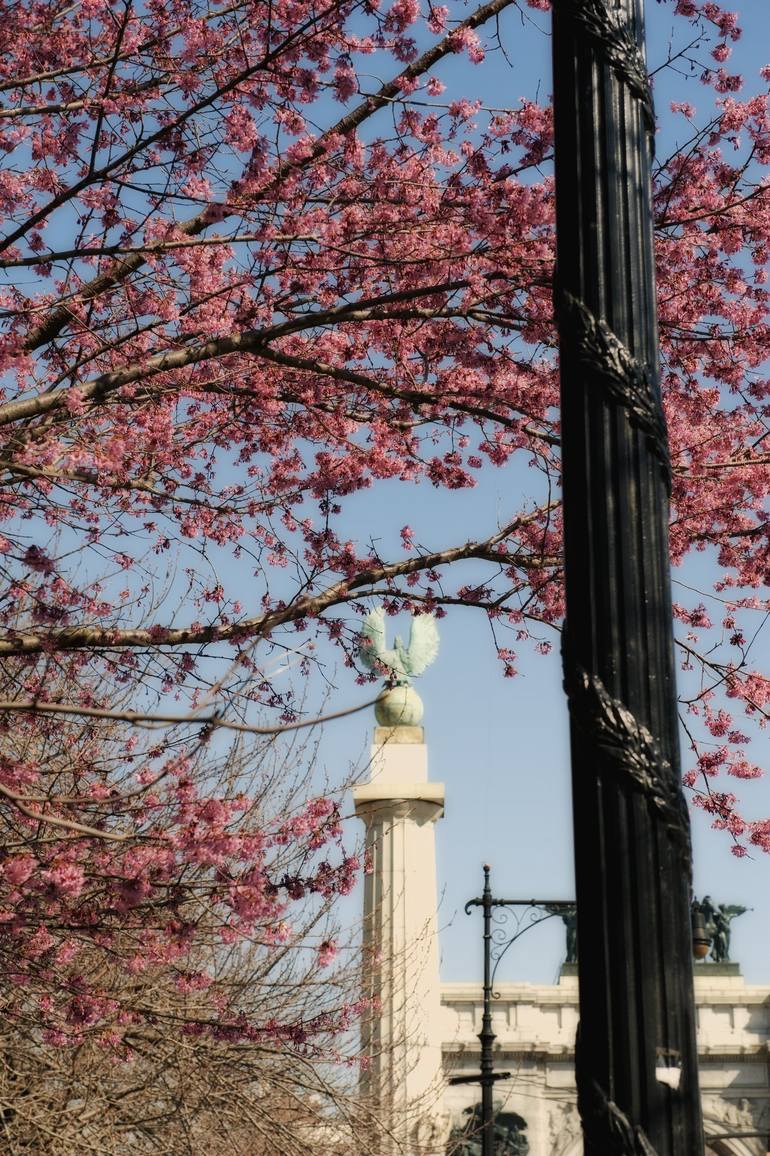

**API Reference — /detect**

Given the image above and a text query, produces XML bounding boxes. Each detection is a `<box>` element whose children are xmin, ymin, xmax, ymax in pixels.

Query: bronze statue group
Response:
<box><xmin>691</xmin><ymin>896</ymin><xmax>748</xmax><ymax>964</ymax></box>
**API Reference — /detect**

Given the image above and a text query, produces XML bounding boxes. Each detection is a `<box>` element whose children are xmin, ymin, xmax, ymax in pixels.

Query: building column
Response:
<box><xmin>353</xmin><ymin>689</ymin><xmax>446</xmax><ymax>1154</ymax></box>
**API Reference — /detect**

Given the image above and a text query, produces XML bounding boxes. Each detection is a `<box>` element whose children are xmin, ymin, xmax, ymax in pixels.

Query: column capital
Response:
<box><xmin>352</xmin><ymin>782</ymin><xmax>445</xmax><ymax>821</ymax></box>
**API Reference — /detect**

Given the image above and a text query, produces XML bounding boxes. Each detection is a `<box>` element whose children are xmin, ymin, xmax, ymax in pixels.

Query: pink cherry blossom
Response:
<box><xmin>317</xmin><ymin>940</ymin><xmax>339</xmax><ymax>968</ymax></box>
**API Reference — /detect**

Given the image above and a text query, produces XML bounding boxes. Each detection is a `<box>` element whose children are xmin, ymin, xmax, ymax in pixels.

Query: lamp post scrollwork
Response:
<box><xmin>447</xmin><ymin>865</ymin><xmax>574</xmax><ymax>1156</ymax></box>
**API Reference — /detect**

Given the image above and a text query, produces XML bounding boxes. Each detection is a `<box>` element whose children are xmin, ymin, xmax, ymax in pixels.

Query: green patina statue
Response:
<box><xmin>359</xmin><ymin>606</ymin><xmax>440</xmax><ymax>686</ymax></box>
<box><xmin>546</xmin><ymin>903</ymin><xmax>578</xmax><ymax>964</ymax></box>
<box><xmin>692</xmin><ymin>896</ymin><xmax>749</xmax><ymax>963</ymax></box>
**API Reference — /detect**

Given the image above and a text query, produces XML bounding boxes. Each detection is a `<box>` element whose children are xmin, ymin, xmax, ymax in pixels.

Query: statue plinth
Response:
<box><xmin>694</xmin><ymin>962</ymin><xmax>741</xmax><ymax>977</ymax></box>
<box><xmin>373</xmin><ymin>724</ymin><xmax>424</xmax><ymax>745</ymax></box>
<box><xmin>563</xmin><ymin>961</ymin><xmax>743</xmax><ymax>978</ymax></box>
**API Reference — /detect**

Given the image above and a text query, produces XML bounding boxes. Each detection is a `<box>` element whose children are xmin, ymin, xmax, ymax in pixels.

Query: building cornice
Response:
<box><xmin>440</xmin><ymin>979</ymin><xmax>770</xmax><ymax>1006</ymax></box>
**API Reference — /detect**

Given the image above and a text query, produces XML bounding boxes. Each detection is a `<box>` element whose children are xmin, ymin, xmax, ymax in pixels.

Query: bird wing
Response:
<box><xmin>720</xmin><ymin>905</ymin><xmax>748</xmax><ymax>917</ymax></box>
<box><xmin>359</xmin><ymin>607</ymin><xmax>386</xmax><ymax>670</ymax></box>
<box><xmin>406</xmin><ymin>614</ymin><xmax>439</xmax><ymax>676</ymax></box>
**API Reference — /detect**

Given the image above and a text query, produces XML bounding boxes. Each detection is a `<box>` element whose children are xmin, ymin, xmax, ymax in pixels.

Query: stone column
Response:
<box><xmin>353</xmin><ymin>686</ymin><xmax>446</xmax><ymax>1154</ymax></box>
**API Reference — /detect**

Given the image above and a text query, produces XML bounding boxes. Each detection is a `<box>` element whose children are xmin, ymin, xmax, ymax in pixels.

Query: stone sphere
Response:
<box><xmin>374</xmin><ymin>685</ymin><xmax>424</xmax><ymax>727</ymax></box>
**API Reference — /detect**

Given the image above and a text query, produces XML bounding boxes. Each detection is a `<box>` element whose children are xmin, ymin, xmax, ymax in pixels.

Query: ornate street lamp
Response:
<box><xmin>448</xmin><ymin>865</ymin><xmax>574</xmax><ymax>1156</ymax></box>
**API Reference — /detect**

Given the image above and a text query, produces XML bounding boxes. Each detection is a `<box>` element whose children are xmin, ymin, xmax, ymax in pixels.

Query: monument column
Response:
<box><xmin>354</xmin><ymin>683</ymin><xmax>446</xmax><ymax>1154</ymax></box>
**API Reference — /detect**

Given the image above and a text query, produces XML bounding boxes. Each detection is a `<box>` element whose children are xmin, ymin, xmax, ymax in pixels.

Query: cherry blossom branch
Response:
<box><xmin>0</xmin><ymin>509</ymin><xmax>554</xmax><ymax>655</ymax></box>
<box><xmin>0</xmin><ymin>695</ymin><xmax>380</xmax><ymax>733</ymax></box>
<box><xmin>0</xmin><ymin>232</ymin><xmax>287</xmax><ymax>267</ymax></box>
<box><xmin>0</xmin><ymin>781</ymin><xmax>127</xmax><ymax>840</ymax></box>
<box><xmin>0</xmin><ymin>459</ymin><xmax>303</xmax><ymax>513</ymax></box>
<box><xmin>0</xmin><ymin>286</ymin><xmax>538</xmax><ymax>430</ymax></box>
<box><xmin>658</xmin><ymin>183</ymin><xmax>768</xmax><ymax>230</ymax></box>
<box><xmin>0</xmin><ymin>232</ymin><xmax>504</xmax><ymax>270</ymax></box>
<box><xmin>676</xmin><ymin>457</ymin><xmax>770</xmax><ymax>472</ymax></box>
<box><xmin>677</xmin><ymin>638</ymin><xmax>770</xmax><ymax>720</ymax></box>
<box><xmin>249</xmin><ymin>347</ymin><xmax>538</xmax><ymax>430</ymax></box>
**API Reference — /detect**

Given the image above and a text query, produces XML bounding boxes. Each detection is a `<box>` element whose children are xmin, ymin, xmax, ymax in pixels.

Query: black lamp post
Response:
<box><xmin>448</xmin><ymin>865</ymin><xmax>573</xmax><ymax>1156</ymax></box>
<box><xmin>552</xmin><ymin>1</ymin><xmax>704</xmax><ymax>1150</ymax></box>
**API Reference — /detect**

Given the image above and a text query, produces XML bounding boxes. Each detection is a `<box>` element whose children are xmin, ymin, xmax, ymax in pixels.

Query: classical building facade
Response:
<box><xmin>440</xmin><ymin>966</ymin><xmax>770</xmax><ymax>1155</ymax></box>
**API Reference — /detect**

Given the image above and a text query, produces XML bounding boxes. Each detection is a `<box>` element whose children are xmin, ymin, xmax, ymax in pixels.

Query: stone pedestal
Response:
<box><xmin>353</xmin><ymin>723</ymin><xmax>446</xmax><ymax>1154</ymax></box>
<box><xmin>695</xmin><ymin>962</ymin><xmax>742</xmax><ymax>978</ymax></box>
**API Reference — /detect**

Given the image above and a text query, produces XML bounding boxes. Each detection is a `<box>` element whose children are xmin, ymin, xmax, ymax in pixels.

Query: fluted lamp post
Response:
<box><xmin>552</xmin><ymin>0</ymin><xmax>704</xmax><ymax>1151</ymax></box>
